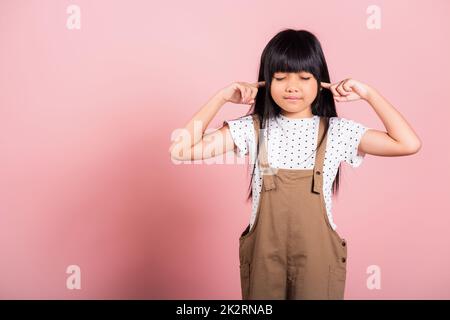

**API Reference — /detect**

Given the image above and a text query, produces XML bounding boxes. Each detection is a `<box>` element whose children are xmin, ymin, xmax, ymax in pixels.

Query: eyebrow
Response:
<box><xmin>274</xmin><ymin>71</ymin><xmax>311</xmax><ymax>75</ymax></box>
<box><xmin>274</xmin><ymin>71</ymin><xmax>310</xmax><ymax>73</ymax></box>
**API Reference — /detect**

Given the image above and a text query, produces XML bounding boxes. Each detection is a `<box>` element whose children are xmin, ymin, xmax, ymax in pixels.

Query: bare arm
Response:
<box><xmin>169</xmin><ymin>91</ymin><xmax>230</xmax><ymax>161</ymax></box>
<box><xmin>358</xmin><ymin>86</ymin><xmax>422</xmax><ymax>156</ymax></box>
<box><xmin>169</xmin><ymin>81</ymin><xmax>265</xmax><ymax>161</ymax></box>
<box><xmin>169</xmin><ymin>120</ymin><xmax>238</xmax><ymax>161</ymax></box>
<box><xmin>322</xmin><ymin>79</ymin><xmax>422</xmax><ymax>157</ymax></box>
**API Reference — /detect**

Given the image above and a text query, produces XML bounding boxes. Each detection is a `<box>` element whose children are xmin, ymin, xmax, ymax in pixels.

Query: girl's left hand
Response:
<box><xmin>321</xmin><ymin>78</ymin><xmax>370</xmax><ymax>102</ymax></box>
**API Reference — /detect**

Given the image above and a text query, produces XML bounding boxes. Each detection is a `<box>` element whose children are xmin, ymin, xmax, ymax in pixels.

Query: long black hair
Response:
<box><xmin>242</xmin><ymin>28</ymin><xmax>341</xmax><ymax>202</ymax></box>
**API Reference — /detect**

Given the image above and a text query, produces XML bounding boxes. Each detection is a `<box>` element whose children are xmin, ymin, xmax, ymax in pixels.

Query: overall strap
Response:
<box><xmin>312</xmin><ymin>117</ymin><xmax>329</xmax><ymax>194</ymax></box>
<box><xmin>251</xmin><ymin>114</ymin><xmax>277</xmax><ymax>191</ymax></box>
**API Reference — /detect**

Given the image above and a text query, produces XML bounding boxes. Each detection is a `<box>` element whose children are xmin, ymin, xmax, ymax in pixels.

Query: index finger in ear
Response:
<box><xmin>252</xmin><ymin>81</ymin><xmax>266</xmax><ymax>88</ymax></box>
<box><xmin>320</xmin><ymin>82</ymin><xmax>332</xmax><ymax>89</ymax></box>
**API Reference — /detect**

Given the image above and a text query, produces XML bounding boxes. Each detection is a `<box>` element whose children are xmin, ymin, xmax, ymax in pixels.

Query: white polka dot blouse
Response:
<box><xmin>224</xmin><ymin>113</ymin><xmax>370</xmax><ymax>231</ymax></box>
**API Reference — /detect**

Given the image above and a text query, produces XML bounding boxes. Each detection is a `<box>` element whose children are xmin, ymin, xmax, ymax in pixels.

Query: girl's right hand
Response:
<box><xmin>219</xmin><ymin>81</ymin><xmax>266</xmax><ymax>105</ymax></box>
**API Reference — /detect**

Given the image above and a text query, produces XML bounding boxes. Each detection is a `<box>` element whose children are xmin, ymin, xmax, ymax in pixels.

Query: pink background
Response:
<box><xmin>0</xmin><ymin>0</ymin><xmax>449</xmax><ymax>299</ymax></box>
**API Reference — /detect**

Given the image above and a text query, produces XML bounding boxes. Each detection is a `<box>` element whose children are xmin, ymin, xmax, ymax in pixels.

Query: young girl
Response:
<box><xmin>170</xmin><ymin>29</ymin><xmax>421</xmax><ymax>300</ymax></box>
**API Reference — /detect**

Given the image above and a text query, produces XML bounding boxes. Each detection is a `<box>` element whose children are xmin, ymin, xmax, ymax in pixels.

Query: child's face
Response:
<box><xmin>270</xmin><ymin>71</ymin><xmax>318</xmax><ymax>114</ymax></box>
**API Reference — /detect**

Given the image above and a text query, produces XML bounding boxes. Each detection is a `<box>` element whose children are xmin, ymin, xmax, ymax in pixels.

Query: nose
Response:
<box><xmin>286</xmin><ymin>86</ymin><xmax>299</xmax><ymax>92</ymax></box>
<box><xmin>286</xmin><ymin>81</ymin><xmax>301</xmax><ymax>92</ymax></box>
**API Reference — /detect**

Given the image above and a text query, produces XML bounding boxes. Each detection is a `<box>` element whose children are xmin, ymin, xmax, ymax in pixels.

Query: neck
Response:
<box><xmin>280</xmin><ymin>109</ymin><xmax>314</xmax><ymax>119</ymax></box>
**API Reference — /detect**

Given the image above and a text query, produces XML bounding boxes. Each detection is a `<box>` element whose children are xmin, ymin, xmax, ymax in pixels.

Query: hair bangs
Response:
<box><xmin>267</xmin><ymin>41</ymin><xmax>320</xmax><ymax>79</ymax></box>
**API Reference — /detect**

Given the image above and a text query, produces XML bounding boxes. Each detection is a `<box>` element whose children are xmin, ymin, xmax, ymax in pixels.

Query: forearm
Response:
<box><xmin>365</xmin><ymin>86</ymin><xmax>422</xmax><ymax>150</ymax></box>
<box><xmin>171</xmin><ymin>90</ymin><xmax>226</xmax><ymax>151</ymax></box>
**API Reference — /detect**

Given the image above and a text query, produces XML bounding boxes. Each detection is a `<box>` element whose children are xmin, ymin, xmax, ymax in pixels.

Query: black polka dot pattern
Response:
<box><xmin>225</xmin><ymin>114</ymin><xmax>369</xmax><ymax>231</ymax></box>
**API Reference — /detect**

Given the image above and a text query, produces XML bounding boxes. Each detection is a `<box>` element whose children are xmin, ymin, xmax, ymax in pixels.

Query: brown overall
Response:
<box><xmin>238</xmin><ymin>114</ymin><xmax>348</xmax><ymax>300</ymax></box>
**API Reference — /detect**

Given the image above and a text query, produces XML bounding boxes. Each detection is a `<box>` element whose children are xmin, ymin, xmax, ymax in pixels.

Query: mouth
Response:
<box><xmin>284</xmin><ymin>96</ymin><xmax>302</xmax><ymax>101</ymax></box>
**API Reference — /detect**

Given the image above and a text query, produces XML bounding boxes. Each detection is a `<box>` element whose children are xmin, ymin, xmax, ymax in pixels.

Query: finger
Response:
<box><xmin>249</xmin><ymin>87</ymin><xmax>255</xmax><ymax>99</ymax></box>
<box><xmin>245</xmin><ymin>87</ymin><xmax>251</xmax><ymax>103</ymax></box>
<box><xmin>344</xmin><ymin>92</ymin><xmax>361</xmax><ymax>101</ymax></box>
<box><xmin>246</xmin><ymin>89</ymin><xmax>254</xmax><ymax>104</ymax></box>
<box><xmin>336</xmin><ymin>81</ymin><xmax>349</xmax><ymax>96</ymax></box>
<box><xmin>241</xmin><ymin>85</ymin><xmax>249</xmax><ymax>103</ymax></box>
<box><xmin>329</xmin><ymin>84</ymin><xmax>340</xmax><ymax>98</ymax></box>
<box><xmin>336</xmin><ymin>85</ymin><xmax>348</xmax><ymax>96</ymax></box>
<box><xmin>252</xmin><ymin>81</ymin><xmax>265</xmax><ymax>88</ymax></box>
<box><xmin>249</xmin><ymin>87</ymin><xmax>257</xmax><ymax>104</ymax></box>
<box><xmin>334</xmin><ymin>95</ymin><xmax>348</xmax><ymax>102</ymax></box>
<box><xmin>244</xmin><ymin>87</ymin><xmax>251</xmax><ymax>103</ymax></box>
<box><xmin>346</xmin><ymin>79</ymin><xmax>364</xmax><ymax>94</ymax></box>
<box><xmin>343</xmin><ymin>80</ymin><xmax>352</xmax><ymax>92</ymax></box>
<box><xmin>321</xmin><ymin>82</ymin><xmax>332</xmax><ymax>89</ymax></box>
<box><xmin>237</xmin><ymin>85</ymin><xmax>245</xmax><ymax>102</ymax></box>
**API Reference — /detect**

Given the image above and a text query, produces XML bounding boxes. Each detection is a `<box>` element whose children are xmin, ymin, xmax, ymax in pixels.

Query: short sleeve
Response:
<box><xmin>223</xmin><ymin>115</ymin><xmax>254</xmax><ymax>158</ymax></box>
<box><xmin>337</xmin><ymin>117</ymin><xmax>370</xmax><ymax>168</ymax></box>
